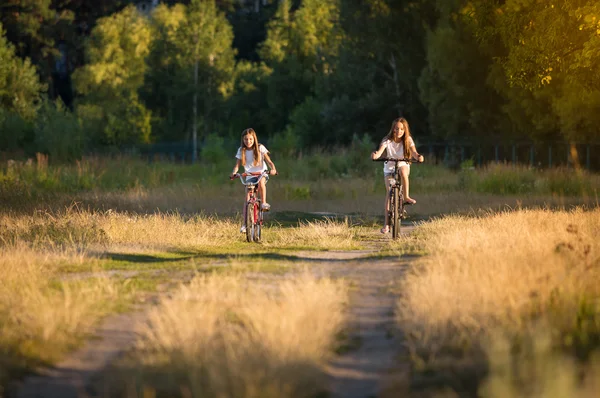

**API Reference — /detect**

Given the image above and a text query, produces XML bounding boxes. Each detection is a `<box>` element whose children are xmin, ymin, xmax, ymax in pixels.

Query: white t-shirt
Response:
<box><xmin>236</xmin><ymin>144</ymin><xmax>269</xmax><ymax>173</ymax></box>
<box><xmin>381</xmin><ymin>137</ymin><xmax>414</xmax><ymax>173</ymax></box>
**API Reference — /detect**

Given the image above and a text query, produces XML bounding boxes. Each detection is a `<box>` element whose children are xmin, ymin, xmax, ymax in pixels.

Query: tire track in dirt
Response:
<box><xmin>12</xmin><ymin>228</ymin><xmax>416</xmax><ymax>398</ymax></box>
<box><xmin>298</xmin><ymin>227</ymin><xmax>415</xmax><ymax>398</ymax></box>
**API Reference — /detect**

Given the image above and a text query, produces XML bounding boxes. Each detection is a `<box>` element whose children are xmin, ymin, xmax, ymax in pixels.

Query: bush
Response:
<box><xmin>34</xmin><ymin>100</ymin><xmax>84</xmax><ymax>163</ymax></box>
<box><xmin>200</xmin><ymin>133</ymin><xmax>227</xmax><ymax>165</ymax></box>
<box><xmin>0</xmin><ymin>109</ymin><xmax>34</xmax><ymax>152</ymax></box>
<box><xmin>269</xmin><ymin>126</ymin><xmax>300</xmax><ymax>158</ymax></box>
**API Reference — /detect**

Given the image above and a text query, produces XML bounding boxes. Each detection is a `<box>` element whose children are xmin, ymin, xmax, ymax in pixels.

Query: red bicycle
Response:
<box><xmin>231</xmin><ymin>170</ymin><xmax>273</xmax><ymax>242</ymax></box>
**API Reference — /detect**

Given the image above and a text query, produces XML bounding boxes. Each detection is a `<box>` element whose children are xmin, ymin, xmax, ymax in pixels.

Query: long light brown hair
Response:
<box><xmin>382</xmin><ymin>117</ymin><xmax>412</xmax><ymax>159</ymax></box>
<box><xmin>240</xmin><ymin>128</ymin><xmax>261</xmax><ymax>166</ymax></box>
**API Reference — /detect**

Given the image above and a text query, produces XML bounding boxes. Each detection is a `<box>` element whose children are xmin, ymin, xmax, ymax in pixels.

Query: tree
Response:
<box><xmin>143</xmin><ymin>0</ymin><xmax>237</xmax><ymax>148</ymax></box>
<box><xmin>486</xmin><ymin>0</ymin><xmax>600</xmax><ymax>143</ymax></box>
<box><xmin>417</xmin><ymin>0</ymin><xmax>506</xmax><ymax>141</ymax></box>
<box><xmin>258</xmin><ymin>0</ymin><xmax>344</xmax><ymax>141</ymax></box>
<box><xmin>0</xmin><ymin>23</ymin><xmax>45</xmax><ymax>120</ymax></box>
<box><xmin>72</xmin><ymin>5</ymin><xmax>152</xmax><ymax>146</ymax></box>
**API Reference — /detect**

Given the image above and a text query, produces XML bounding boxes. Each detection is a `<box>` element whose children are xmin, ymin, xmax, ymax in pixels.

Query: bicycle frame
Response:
<box><xmin>373</xmin><ymin>158</ymin><xmax>414</xmax><ymax>239</ymax></box>
<box><xmin>232</xmin><ymin>171</ymin><xmax>270</xmax><ymax>242</ymax></box>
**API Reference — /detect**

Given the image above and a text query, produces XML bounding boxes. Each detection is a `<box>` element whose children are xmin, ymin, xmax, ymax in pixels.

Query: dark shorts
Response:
<box><xmin>246</xmin><ymin>175</ymin><xmax>268</xmax><ymax>184</ymax></box>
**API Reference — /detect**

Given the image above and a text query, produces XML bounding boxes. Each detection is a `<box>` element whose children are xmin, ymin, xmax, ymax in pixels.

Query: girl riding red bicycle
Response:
<box><xmin>230</xmin><ymin>128</ymin><xmax>277</xmax><ymax>233</ymax></box>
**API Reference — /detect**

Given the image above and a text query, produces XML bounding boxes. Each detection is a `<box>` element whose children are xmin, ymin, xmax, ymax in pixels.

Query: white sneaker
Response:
<box><xmin>240</xmin><ymin>225</ymin><xmax>246</xmax><ymax>233</ymax></box>
<box><xmin>261</xmin><ymin>203</ymin><xmax>271</xmax><ymax>211</ymax></box>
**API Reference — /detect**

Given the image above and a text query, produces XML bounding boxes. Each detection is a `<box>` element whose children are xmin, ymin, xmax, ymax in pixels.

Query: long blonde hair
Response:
<box><xmin>240</xmin><ymin>128</ymin><xmax>261</xmax><ymax>166</ymax></box>
<box><xmin>383</xmin><ymin>117</ymin><xmax>412</xmax><ymax>159</ymax></box>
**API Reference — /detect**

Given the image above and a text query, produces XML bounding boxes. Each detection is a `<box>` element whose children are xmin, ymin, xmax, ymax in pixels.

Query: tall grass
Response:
<box><xmin>1</xmin><ymin>154</ymin><xmax>598</xmax><ymax>202</ymax></box>
<box><xmin>0</xmin><ymin>206</ymin><xmax>359</xmax><ymax>392</ymax></box>
<box><xmin>459</xmin><ymin>163</ymin><xmax>600</xmax><ymax>196</ymax></box>
<box><xmin>396</xmin><ymin>208</ymin><xmax>600</xmax><ymax>394</ymax></box>
<box><xmin>0</xmin><ymin>245</ymin><xmax>124</xmax><ymax>389</ymax></box>
<box><xmin>120</xmin><ymin>272</ymin><xmax>348</xmax><ymax>397</ymax></box>
<box><xmin>480</xmin><ymin>330</ymin><xmax>600</xmax><ymax>398</ymax></box>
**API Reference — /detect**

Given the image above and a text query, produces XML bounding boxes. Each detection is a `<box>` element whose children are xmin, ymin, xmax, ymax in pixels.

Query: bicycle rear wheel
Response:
<box><xmin>391</xmin><ymin>186</ymin><xmax>400</xmax><ymax>239</ymax></box>
<box><xmin>246</xmin><ymin>202</ymin><xmax>254</xmax><ymax>242</ymax></box>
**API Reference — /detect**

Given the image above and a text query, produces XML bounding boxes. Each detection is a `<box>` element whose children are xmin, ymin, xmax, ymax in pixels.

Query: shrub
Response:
<box><xmin>34</xmin><ymin>100</ymin><xmax>84</xmax><ymax>163</ymax></box>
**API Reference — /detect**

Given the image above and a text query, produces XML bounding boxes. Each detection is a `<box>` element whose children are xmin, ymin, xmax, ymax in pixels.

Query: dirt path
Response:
<box><xmin>13</xmin><ymin>311</ymin><xmax>150</xmax><ymax>398</ymax></box>
<box><xmin>12</xmin><ymin>229</ymin><xmax>416</xmax><ymax>398</ymax></box>
<box><xmin>298</xmin><ymin>228</ymin><xmax>415</xmax><ymax>398</ymax></box>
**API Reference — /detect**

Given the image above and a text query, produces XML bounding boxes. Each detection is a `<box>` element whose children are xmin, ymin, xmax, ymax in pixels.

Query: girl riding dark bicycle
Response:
<box><xmin>371</xmin><ymin>118</ymin><xmax>424</xmax><ymax>234</ymax></box>
<box><xmin>231</xmin><ymin>128</ymin><xmax>277</xmax><ymax>233</ymax></box>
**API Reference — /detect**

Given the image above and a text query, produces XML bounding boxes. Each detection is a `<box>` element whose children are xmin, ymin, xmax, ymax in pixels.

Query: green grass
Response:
<box><xmin>2</xmin><ymin>153</ymin><xmax>598</xmax><ymax>204</ymax></box>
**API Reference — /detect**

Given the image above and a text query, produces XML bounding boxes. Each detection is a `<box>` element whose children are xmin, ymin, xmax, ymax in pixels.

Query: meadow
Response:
<box><xmin>0</xmin><ymin>152</ymin><xmax>599</xmax><ymax>396</ymax></box>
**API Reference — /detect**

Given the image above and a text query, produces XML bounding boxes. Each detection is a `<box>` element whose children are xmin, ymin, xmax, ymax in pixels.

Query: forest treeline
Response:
<box><xmin>1</xmin><ymin>0</ymin><xmax>599</xmax><ymax>162</ymax></box>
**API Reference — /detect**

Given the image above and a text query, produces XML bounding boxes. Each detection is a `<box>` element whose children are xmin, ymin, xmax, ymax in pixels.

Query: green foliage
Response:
<box><xmin>224</xmin><ymin>60</ymin><xmax>272</xmax><ymax>137</ymax></box>
<box><xmin>0</xmin><ymin>23</ymin><xmax>45</xmax><ymax>120</ymax></box>
<box><xmin>418</xmin><ymin>4</ymin><xmax>505</xmax><ymax>140</ymax></box>
<box><xmin>34</xmin><ymin>99</ymin><xmax>84</xmax><ymax>162</ymax></box>
<box><xmin>288</xmin><ymin>96</ymin><xmax>326</xmax><ymax>148</ymax></box>
<box><xmin>0</xmin><ymin>0</ymin><xmax>75</xmax><ymax>81</ymax></box>
<box><xmin>143</xmin><ymin>1</ymin><xmax>237</xmax><ymax>142</ymax></box>
<box><xmin>469</xmin><ymin>164</ymin><xmax>537</xmax><ymax>194</ymax></box>
<box><xmin>268</xmin><ymin>126</ymin><xmax>300</xmax><ymax>158</ymax></box>
<box><xmin>72</xmin><ymin>6</ymin><xmax>153</xmax><ymax>146</ymax></box>
<box><xmin>539</xmin><ymin>170</ymin><xmax>596</xmax><ymax>197</ymax></box>
<box><xmin>473</xmin><ymin>0</ymin><xmax>600</xmax><ymax>142</ymax></box>
<box><xmin>348</xmin><ymin>133</ymin><xmax>374</xmax><ymax>173</ymax></box>
<box><xmin>259</xmin><ymin>0</ymin><xmax>344</xmax><ymax>136</ymax></box>
<box><xmin>0</xmin><ymin>109</ymin><xmax>34</xmax><ymax>152</ymax></box>
<box><xmin>200</xmin><ymin>133</ymin><xmax>227</xmax><ymax>164</ymax></box>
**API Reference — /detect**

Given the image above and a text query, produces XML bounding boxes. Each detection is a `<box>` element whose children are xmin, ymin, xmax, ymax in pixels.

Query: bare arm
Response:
<box><xmin>231</xmin><ymin>159</ymin><xmax>241</xmax><ymax>177</ymax></box>
<box><xmin>264</xmin><ymin>153</ymin><xmax>277</xmax><ymax>175</ymax></box>
<box><xmin>371</xmin><ymin>142</ymin><xmax>387</xmax><ymax>160</ymax></box>
<box><xmin>409</xmin><ymin>144</ymin><xmax>424</xmax><ymax>162</ymax></box>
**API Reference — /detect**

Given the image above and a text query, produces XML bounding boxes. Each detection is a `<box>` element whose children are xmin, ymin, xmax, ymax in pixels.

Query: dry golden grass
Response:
<box><xmin>396</xmin><ymin>208</ymin><xmax>600</xmax><ymax>395</ymax></box>
<box><xmin>0</xmin><ymin>245</ymin><xmax>122</xmax><ymax>368</ymax></box>
<box><xmin>398</xmin><ymin>208</ymin><xmax>599</xmax><ymax>340</ymax></box>
<box><xmin>100</xmin><ymin>211</ymin><xmax>362</xmax><ymax>251</ymax></box>
<box><xmin>127</xmin><ymin>271</ymin><xmax>348</xmax><ymax>397</ymax></box>
<box><xmin>0</xmin><ymin>206</ymin><xmax>359</xmax><ymax>391</ymax></box>
<box><xmin>480</xmin><ymin>329</ymin><xmax>600</xmax><ymax>398</ymax></box>
<box><xmin>0</xmin><ymin>206</ymin><xmax>363</xmax><ymax>255</ymax></box>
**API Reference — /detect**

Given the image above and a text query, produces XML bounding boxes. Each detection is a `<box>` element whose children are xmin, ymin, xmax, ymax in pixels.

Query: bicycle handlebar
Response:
<box><xmin>229</xmin><ymin>170</ymin><xmax>276</xmax><ymax>184</ymax></box>
<box><xmin>372</xmin><ymin>157</ymin><xmax>423</xmax><ymax>163</ymax></box>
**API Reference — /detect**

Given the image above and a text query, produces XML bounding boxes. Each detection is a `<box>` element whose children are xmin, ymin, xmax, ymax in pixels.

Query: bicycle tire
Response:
<box><xmin>255</xmin><ymin>205</ymin><xmax>262</xmax><ymax>242</ymax></box>
<box><xmin>391</xmin><ymin>186</ymin><xmax>400</xmax><ymax>239</ymax></box>
<box><xmin>246</xmin><ymin>202</ymin><xmax>254</xmax><ymax>242</ymax></box>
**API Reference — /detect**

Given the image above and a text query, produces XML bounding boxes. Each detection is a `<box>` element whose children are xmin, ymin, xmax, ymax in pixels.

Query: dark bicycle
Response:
<box><xmin>231</xmin><ymin>170</ymin><xmax>273</xmax><ymax>242</ymax></box>
<box><xmin>373</xmin><ymin>158</ymin><xmax>420</xmax><ymax>239</ymax></box>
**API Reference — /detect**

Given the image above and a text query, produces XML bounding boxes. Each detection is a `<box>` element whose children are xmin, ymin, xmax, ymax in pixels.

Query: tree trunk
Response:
<box><xmin>389</xmin><ymin>53</ymin><xmax>403</xmax><ymax>117</ymax></box>
<box><xmin>569</xmin><ymin>142</ymin><xmax>581</xmax><ymax>171</ymax></box>
<box><xmin>193</xmin><ymin>57</ymin><xmax>198</xmax><ymax>163</ymax></box>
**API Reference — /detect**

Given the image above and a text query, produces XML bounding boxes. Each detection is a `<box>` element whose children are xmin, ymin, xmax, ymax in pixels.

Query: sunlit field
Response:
<box><xmin>397</xmin><ymin>208</ymin><xmax>600</xmax><ymax>396</ymax></box>
<box><xmin>0</xmin><ymin>154</ymin><xmax>599</xmax><ymax>395</ymax></box>
<box><xmin>0</xmin><ymin>205</ymin><xmax>361</xmax><ymax>393</ymax></box>
<box><xmin>98</xmin><ymin>272</ymin><xmax>348</xmax><ymax>397</ymax></box>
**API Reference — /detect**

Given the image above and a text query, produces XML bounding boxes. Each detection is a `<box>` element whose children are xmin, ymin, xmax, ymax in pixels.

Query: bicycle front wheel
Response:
<box><xmin>255</xmin><ymin>206</ymin><xmax>262</xmax><ymax>242</ymax></box>
<box><xmin>391</xmin><ymin>186</ymin><xmax>400</xmax><ymax>239</ymax></box>
<box><xmin>246</xmin><ymin>202</ymin><xmax>254</xmax><ymax>242</ymax></box>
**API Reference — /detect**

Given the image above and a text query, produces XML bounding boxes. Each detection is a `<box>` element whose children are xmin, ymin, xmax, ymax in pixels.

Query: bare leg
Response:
<box><xmin>258</xmin><ymin>179</ymin><xmax>267</xmax><ymax>204</ymax></box>
<box><xmin>400</xmin><ymin>165</ymin><xmax>415</xmax><ymax>203</ymax></box>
